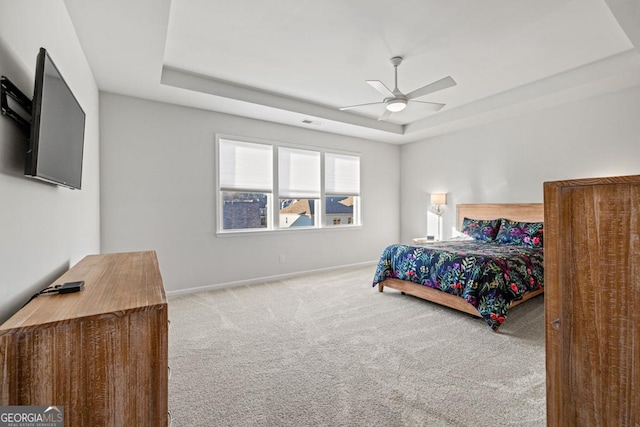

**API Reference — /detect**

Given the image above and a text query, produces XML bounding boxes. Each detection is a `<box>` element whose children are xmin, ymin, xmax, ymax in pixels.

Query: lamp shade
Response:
<box><xmin>430</xmin><ymin>193</ymin><xmax>447</xmax><ymax>205</ymax></box>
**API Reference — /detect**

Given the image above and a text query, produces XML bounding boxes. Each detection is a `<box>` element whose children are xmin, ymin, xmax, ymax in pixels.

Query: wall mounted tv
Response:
<box><xmin>25</xmin><ymin>48</ymin><xmax>86</xmax><ymax>190</ymax></box>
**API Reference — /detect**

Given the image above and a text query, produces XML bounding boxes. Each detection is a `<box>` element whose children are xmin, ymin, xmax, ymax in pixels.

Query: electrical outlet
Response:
<box><xmin>279</xmin><ymin>255</ymin><xmax>285</xmax><ymax>263</ymax></box>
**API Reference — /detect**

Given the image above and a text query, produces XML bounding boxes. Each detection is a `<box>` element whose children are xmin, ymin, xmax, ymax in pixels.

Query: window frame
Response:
<box><xmin>215</xmin><ymin>134</ymin><xmax>362</xmax><ymax>235</ymax></box>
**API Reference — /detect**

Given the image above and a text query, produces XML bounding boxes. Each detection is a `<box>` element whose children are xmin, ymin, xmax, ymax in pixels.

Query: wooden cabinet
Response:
<box><xmin>0</xmin><ymin>251</ymin><xmax>168</xmax><ymax>426</ymax></box>
<box><xmin>544</xmin><ymin>175</ymin><xmax>640</xmax><ymax>426</ymax></box>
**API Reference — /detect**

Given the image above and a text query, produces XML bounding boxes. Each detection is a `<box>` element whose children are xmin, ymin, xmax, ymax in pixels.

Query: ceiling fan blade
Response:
<box><xmin>339</xmin><ymin>101</ymin><xmax>385</xmax><ymax>111</ymax></box>
<box><xmin>366</xmin><ymin>80</ymin><xmax>395</xmax><ymax>98</ymax></box>
<box><xmin>409</xmin><ymin>100</ymin><xmax>446</xmax><ymax>112</ymax></box>
<box><xmin>406</xmin><ymin>76</ymin><xmax>456</xmax><ymax>100</ymax></box>
<box><xmin>377</xmin><ymin>109</ymin><xmax>392</xmax><ymax>121</ymax></box>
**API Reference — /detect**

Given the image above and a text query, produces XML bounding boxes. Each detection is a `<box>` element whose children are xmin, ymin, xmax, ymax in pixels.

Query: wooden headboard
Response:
<box><xmin>456</xmin><ymin>203</ymin><xmax>544</xmax><ymax>230</ymax></box>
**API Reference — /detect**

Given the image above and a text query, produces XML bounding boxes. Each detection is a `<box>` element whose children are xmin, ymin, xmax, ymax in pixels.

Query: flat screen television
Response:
<box><xmin>25</xmin><ymin>48</ymin><xmax>85</xmax><ymax>190</ymax></box>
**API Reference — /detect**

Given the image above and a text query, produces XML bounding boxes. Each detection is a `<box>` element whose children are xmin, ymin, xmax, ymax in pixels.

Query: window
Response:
<box><xmin>219</xmin><ymin>138</ymin><xmax>272</xmax><ymax>231</ymax></box>
<box><xmin>325</xmin><ymin>153</ymin><xmax>360</xmax><ymax>227</ymax></box>
<box><xmin>278</xmin><ymin>147</ymin><xmax>320</xmax><ymax>228</ymax></box>
<box><xmin>217</xmin><ymin>136</ymin><xmax>360</xmax><ymax>233</ymax></box>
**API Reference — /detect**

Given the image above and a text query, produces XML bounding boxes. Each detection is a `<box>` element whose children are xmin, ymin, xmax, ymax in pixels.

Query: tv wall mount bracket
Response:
<box><xmin>1</xmin><ymin>76</ymin><xmax>32</xmax><ymax>132</ymax></box>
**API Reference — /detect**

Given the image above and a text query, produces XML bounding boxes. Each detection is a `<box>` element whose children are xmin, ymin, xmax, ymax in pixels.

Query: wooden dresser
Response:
<box><xmin>544</xmin><ymin>175</ymin><xmax>639</xmax><ymax>426</ymax></box>
<box><xmin>0</xmin><ymin>251</ymin><xmax>168</xmax><ymax>426</ymax></box>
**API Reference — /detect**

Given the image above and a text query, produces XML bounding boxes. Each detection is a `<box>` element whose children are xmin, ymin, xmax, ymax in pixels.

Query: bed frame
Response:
<box><xmin>378</xmin><ymin>203</ymin><xmax>545</xmax><ymax>319</ymax></box>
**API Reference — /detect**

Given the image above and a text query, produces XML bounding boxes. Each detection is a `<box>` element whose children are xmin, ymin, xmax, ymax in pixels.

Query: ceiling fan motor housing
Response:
<box><xmin>390</xmin><ymin>56</ymin><xmax>403</xmax><ymax>67</ymax></box>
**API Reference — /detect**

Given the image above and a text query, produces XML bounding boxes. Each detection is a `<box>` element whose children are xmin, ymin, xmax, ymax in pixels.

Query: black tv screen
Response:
<box><xmin>25</xmin><ymin>48</ymin><xmax>85</xmax><ymax>190</ymax></box>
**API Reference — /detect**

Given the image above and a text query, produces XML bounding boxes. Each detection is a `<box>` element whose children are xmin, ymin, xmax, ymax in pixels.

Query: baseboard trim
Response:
<box><xmin>166</xmin><ymin>260</ymin><xmax>378</xmax><ymax>298</ymax></box>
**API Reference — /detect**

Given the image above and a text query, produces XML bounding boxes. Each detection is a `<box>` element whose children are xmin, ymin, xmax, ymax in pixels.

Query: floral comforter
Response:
<box><xmin>372</xmin><ymin>240</ymin><xmax>544</xmax><ymax>330</ymax></box>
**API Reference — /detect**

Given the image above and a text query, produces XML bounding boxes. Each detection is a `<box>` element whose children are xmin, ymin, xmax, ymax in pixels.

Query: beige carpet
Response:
<box><xmin>168</xmin><ymin>265</ymin><xmax>546</xmax><ymax>426</ymax></box>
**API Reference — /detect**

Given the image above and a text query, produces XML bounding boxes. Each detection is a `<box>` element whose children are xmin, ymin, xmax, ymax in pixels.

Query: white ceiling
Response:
<box><xmin>63</xmin><ymin>0</ymin><xmax>640</xmax><ymax>144</ymax></box>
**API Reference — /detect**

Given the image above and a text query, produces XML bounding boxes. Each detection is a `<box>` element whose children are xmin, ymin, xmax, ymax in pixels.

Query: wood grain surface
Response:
<box><xmin>456</xmin><ymin>203</ymin><xmax>544</xmax><ymax>230</ymax></box>
<box><xmin>378</xmin><ymin>278</ymin><xmax>543</xmax><ymax>318</ymax></box>
<box><xmin>544</xmin><ymin>175</ymin><xmax>639</xmax><ymax>426</ymax></box>
<box><xmin>0</xmin><ymin>251</ymin><xmax>168</xmax><ymax>426</ymax></box>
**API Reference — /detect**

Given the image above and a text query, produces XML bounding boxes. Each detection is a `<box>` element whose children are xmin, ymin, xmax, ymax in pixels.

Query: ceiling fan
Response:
<box><xmin>340</xmin><ymin>56</ymin><xmax>456</xmax><ymax>121</ymax></box>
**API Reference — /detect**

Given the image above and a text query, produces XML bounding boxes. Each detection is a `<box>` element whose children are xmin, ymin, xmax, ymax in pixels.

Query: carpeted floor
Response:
<box><xmin>168</xmin><ymin>265</ymin><xmax>546</xmax><ymax>426</ymax></box>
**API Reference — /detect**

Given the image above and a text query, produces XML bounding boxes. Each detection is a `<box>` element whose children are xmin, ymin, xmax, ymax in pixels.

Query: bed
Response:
<box><xmin>372</xmin><ymin>203</ymin><xmax>544</xmax><ymax>331</ymax></box>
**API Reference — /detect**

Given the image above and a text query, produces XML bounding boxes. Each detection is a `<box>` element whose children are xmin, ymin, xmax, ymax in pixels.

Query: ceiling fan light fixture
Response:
<box><xmin>386</xmin><ymin>98</ymin><xmax>407</xmax><ymax>112</ymax></box>
<box><xmin>339</xmin><ymin>55</ymin><xmax>456</xmax><ymax>120</ymax></box>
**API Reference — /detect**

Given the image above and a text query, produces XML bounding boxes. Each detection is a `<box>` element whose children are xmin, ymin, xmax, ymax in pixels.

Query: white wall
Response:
<box><xmin>99</xmin><ymin>93</ymin><xmax>400</xmax><ymax>293</ymax></box>
<box><xmin>0</xmin><ymin>2</ymin><xmax>100</xmax><ymax>322</ymax></box>
<box><xmin>400</xmin><ymin>84</ymin><xmax>640</xmax><ymax>243</ymax></box>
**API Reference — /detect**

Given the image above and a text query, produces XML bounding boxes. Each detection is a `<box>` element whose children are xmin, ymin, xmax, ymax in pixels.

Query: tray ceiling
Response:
<box><xmin>64</xmin><ymin>0</ymin><xmax>640</xmax><ymax>144</ymax></box>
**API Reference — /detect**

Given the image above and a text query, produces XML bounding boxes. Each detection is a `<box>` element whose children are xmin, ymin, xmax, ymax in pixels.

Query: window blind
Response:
<box><xmin>278</xmin><ymin>147</ymin><xmax>320</xmax><ymax>198</ymax></box>
<box><xmin>325</xmin><ymin>152</ymin><xmax>360</xmax><ymax>196</ymax></box>
<box><xmin>219</xmin><ymin>138</ymin><xmax>273</xmax><ymax>192</ymax></box>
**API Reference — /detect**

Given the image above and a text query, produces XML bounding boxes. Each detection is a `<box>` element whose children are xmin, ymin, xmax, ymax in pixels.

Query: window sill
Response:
<box><xmin>216</xmin><ymin>224</ymin><xmax>363</xmax><ymax>237</ymax></box>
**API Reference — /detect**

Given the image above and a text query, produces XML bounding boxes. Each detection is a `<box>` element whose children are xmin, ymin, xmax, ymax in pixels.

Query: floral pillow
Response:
<box><xmin>495</xmin><ymin>219</ymin><xmax>544</xmax><ymax>247</ymax></box>
<box><xmin>461</xmin><ymin>218</ymin><xmax>501</xmax><ymax>242</ymax></box>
